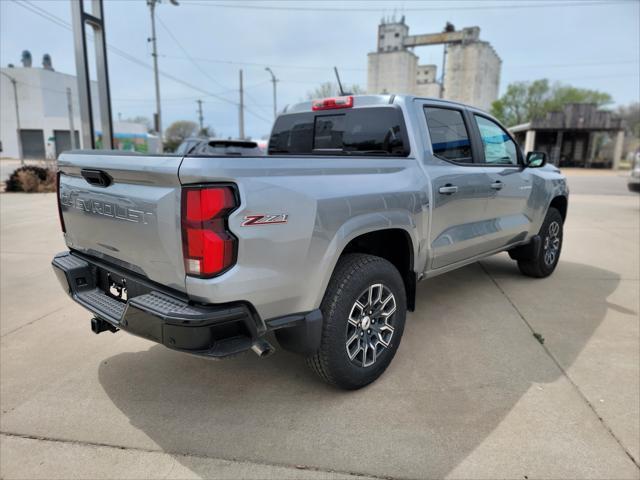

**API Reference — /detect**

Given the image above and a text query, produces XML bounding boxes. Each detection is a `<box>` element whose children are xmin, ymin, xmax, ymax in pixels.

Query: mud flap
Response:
<box><xmin>274</xmin><ymin>310</ymin><xmax>323</xmax><ymax>355</ymax></box>
<box><xmin>508</xmin><ymin>235</ymin><xmax>541</xmax><ymax>261</ymax></box>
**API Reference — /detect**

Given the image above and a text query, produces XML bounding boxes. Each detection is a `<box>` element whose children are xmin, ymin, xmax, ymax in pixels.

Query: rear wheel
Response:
<box><xmin>307</xmin><ymin>254</ymin><xmax>406</xmax><ymax>390</ymax></box>
<box><xmin>518</xmin><ymin>207</ymin><xmax>563</xmax><ymax>278</ymax></box>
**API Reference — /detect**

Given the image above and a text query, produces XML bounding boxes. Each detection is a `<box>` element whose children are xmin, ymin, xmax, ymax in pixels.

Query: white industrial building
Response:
<box><xmin>367</xmin><ymin>18</ymin><xmax>501</xmax><ymax>111</ymax></box>
<box><xmin>1</xmin><ymin>58</ymin><xmax>158</xmax><ymax>160</ymax></box>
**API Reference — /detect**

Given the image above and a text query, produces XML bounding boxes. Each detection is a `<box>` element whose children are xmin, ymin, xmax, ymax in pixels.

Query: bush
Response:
<box><xmin>5</xmin><ymin>165</ymin><xmax>56</xmax><ymax>193</ymax></box>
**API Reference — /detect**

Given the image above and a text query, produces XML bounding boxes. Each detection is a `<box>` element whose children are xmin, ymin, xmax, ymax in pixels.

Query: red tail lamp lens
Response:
<box><xmin>181</xmin><ymin>186</ymin><xmax>238</xmax><ymax>277</ymax></box>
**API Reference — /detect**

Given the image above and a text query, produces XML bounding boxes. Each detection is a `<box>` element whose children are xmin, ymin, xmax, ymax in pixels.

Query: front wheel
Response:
<box><xmin>518</xmin><ymin>207</ymin><xmax>564</xmax><ymax>278</ymax></box>
<box><xmin>307</xmin><ymin>254</ymin><xmax>407</xmax><ymax>390</ymax></box>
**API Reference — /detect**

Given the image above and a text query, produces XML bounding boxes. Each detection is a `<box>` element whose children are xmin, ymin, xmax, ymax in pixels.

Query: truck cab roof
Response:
<box><xmin>283</xmin><ymin>94</ymin><xmax>489</xmax><ymax>115</ymax></box>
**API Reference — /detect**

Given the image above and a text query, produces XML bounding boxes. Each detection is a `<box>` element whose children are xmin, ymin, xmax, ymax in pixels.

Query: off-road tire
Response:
<box><xmin>518</xmin><ymin>207</ymin><xmax>563</xmax><ymax>278</ymax></box>
<box><xmin>306</xmin><ymin>254</ymin><xmax>407</xmax><ymax>390</ymax></box>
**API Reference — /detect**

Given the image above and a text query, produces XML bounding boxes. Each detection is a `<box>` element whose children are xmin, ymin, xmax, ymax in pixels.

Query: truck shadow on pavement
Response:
<box><xmin>97</xmin><ymin>257</ymin><xmax>622</xmax><ymax>479</ymax></box>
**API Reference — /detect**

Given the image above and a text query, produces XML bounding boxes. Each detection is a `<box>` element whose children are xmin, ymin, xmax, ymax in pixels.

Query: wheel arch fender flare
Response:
<box><xmin>311</xmin><ymin>211</ymin><xmax>419</xmax><ymax>312</ymax></box>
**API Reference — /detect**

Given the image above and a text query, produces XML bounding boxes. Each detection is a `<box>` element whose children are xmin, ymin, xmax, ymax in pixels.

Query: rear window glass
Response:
<box><xmin>314</xmin><ymin>115</ymin><xmax>345</xmax><ymax>150</ymax></box>
<box><xmin>268</xmin><ymin>107</ymin><xmax>409</xmax><ymax>157</ymax></box>
<box><xmin>191</xmin><ymin>141</ymin><xmax>263</xmax><ymax>156</ymax></box>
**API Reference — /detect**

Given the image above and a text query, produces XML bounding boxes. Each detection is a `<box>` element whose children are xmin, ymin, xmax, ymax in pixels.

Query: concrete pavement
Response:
<box><xmin>0</xmin><ymin>178</ymin><xmax>638</xmax><ymax>479</ymax></box>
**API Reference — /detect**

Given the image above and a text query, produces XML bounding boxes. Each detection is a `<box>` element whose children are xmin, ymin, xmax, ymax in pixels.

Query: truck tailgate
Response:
<box><xmin>58</xmin><ymin>152</ymin><xmax>186</xmax><ymax>292</ymax></box>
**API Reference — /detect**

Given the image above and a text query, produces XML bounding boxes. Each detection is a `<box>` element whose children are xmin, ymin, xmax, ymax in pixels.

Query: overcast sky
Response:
<box><xmin>1</xmin><ymin>0</ymin><xmax>639</xmax><ymax>139</ymax></box>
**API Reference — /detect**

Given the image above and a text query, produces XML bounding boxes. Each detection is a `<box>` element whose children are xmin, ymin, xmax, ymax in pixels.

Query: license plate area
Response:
<box><xmin>96</xmin><ymin>267</ymin><xmax>153</xmax><ymax>304</ymax></box>
<box><xmin>107</xmin><ymin>273</ymin><xmax>128</xmax><ymax>302</ymax></box>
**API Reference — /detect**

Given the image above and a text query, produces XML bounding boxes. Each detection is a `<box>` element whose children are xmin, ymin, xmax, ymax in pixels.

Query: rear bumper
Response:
<box><xmin>52</xmin><ymin>251</ymin><xmax>323</xmax><ymax>358</ymax></box>
<box><xmin>52</xmin><ymin>251</ymin><xmax>264</xmax><ymax>357</ymax></box>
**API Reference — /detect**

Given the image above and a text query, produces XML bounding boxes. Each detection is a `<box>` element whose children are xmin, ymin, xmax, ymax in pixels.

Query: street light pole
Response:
<box><xmin>146</xmin><ymin>0</ymin><xmax>178</xmax><ymax>152</ymax></box>
<box><xmin>265</xmin><ymin>67</ymin><xmax>278</xmax><ymax>119</ymax></box>
<box><xmin>196</xmin><ymin>99</ymin><xmax>204</xmax><ymax>134</ymax></box>
<box><xmin>1</xmin><ymin>71</ymin><xmax>24</xmax><ymax>164</ymax></box>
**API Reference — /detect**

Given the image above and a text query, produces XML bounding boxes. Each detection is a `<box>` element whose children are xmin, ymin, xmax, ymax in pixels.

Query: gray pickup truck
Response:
<box><xmin>53</xmin><ymin>95</ymin><xmax>568</xmax><ymax>389</ymax></box>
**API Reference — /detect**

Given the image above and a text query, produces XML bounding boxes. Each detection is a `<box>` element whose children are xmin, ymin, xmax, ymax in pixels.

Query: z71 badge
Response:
<box><xmin>241</xmin><ymin>214</ymin><xmax>288</xmax><ymax>226</ymax></box>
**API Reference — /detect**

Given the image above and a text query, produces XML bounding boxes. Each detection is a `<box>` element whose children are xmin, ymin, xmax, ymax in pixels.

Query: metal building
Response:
<box><xmin>367</xmin><ymin>17</ymin><xmax>501</xmax><ymax>111</ymax></box>
<box><xmin>510</xmin><ymin>103</ymin><xmax>626</xmax><ymax>169</ymax></box>
<box><xmin>0</xmin><ymin>65</ymin><xmax>88</xmax><ymax>160</ymax></box>
<box><xmin>0</xmin><ymin>65</ymin><xmax>159</xmax><ymax>159</ymax></box>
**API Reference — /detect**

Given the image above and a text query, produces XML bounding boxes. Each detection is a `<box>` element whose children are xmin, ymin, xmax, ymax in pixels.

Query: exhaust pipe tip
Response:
<box><xmin>251</xmin><ymin>339</ymin><xmax>275</xmax><ymax>358</ymax></box>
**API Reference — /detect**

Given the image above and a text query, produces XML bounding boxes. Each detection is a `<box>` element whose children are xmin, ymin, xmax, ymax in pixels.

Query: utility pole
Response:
<box><xmin>66</xmin><ymin>87</ymin><xmax>77</xmax><ymax>150</ymax></box>
<box><xmin>147</xmin><ymin>0</ymin><xmax>162</xmax><ymax>151</ymax></box>
<box><xmin>1</xmin><ymin>71</ymin><xmax>23</xmax><ymax>164</ymax></box>
<box><xmin>239</xmin><ymin>69</ymin><xmax>245</xmax><ymax>139</ymax></box>
<box><xmin>146</xmin><ymin>0</ymin><xmax>178</xmax><ymax>152</ymax></box>
<box><xmin>196</xmin><ymin>99</ymin><xmax>204</xmax><ymax>134</ymax></box>
<box><xmin>265</xmin><ymin>67</ymin><xmax>278</xmax><ymax>119</ymax></box>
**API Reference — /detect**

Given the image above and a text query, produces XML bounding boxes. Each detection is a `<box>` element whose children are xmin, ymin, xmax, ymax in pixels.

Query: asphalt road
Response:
<box><xmin>566</xmin><ymin>170</ymin><xmax>635</xmax><ymax>196</ymax></box>
<box><xmin>0</xmin><ymin>177</ymin><xmax>638</xmax><ymax>479</ymax></box>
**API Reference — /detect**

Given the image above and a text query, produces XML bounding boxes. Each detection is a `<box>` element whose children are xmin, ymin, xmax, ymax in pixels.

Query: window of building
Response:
<box><xmin>424</xmin><ymin>107</ymin><xmax>472</xmax><ymax>163</ymax></box>
<box><xmin>473</xmin><ymin>115</ymin><xmax>518</xmax><ymax>165</ymax></box>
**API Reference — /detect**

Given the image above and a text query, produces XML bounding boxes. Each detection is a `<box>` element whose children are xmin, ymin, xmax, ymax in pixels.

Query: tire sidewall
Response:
<box><xmin>320</xmin><ymin>257</ymin><xmax>406</xmax><ymax>389</ymax></box>
<box><xmin>538</xmin><ymin>208</ymin><xmax>564</xmax><ymax>276</ymax></box>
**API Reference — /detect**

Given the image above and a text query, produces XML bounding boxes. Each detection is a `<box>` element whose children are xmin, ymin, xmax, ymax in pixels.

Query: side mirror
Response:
<box><xmin>525</xmin><ymin>151</ymin><xmax>547</xmax><ymax>168</ymax></box>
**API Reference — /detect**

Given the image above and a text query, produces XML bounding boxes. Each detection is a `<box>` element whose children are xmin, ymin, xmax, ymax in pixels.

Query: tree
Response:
<box><xmin>199</xmin><ymin>125</ymin><xmax>216</xmax><ymax>138</ymax></box>
<box><xmin>616</xmin><ymin>103</ymin><xmax>640</xmax><ymax>138</ymax></box>
<box><xmin>491</xmin><ymin>79</ymin><xmax>613</xmax><ymax>127</ymax></box>
<box><xmin>164</xmin><ymin>120</ymin><xmax>198</xmax><ymax>152</ymax></box>
<box><xmin>544</xmin><ymin>85</ymin><xmax>612</xmax><ymax>112</ymax></box>
<box><xmin>306</xmin><ymin>82</ymin><xmax>364</xmax><ymax>100</ymax></box>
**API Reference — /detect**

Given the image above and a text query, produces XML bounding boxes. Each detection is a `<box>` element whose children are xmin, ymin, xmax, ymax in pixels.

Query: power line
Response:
<box><xmin>156</xmin><ymin>14</ymin><xmax>230</xmax><ymax>91</ymax></box>
<box><xmin>243</xmin><ymin>90</ymin><xmax>273</xmax><ymax>117</ymax></box>
<box><xmin>154</xmin><ymin>15</ymin><xmax>270</xmax><ymax>123</ymax></box>
<box><xmin>159</xmin><ymin>54</ymin><xmax>366</xmax><ymax>72</ymax></box>
<box><xmin>551</xmin><ymin>73</ymin><xmax>640</xmax><ymax>81</ymax></box>
<box><xmin>508</xmin><ymin>59</ymin><xmax>639</xmax><ymax>69</ymax></box>
<box><xmin>179</xmin><ymin>0</ymin><xmax>633</xmax><ymax>12</ymax></box>
<box><xmin>14</xmin><ymin>0</ymin><xmax>273</xmax><ymax>125</ymax></box>
<box><xmin>160</xmin><ymin>55</ymin><xmax>638</xmax><ymax>74</ymax></box>
<box><xmin>111</xmin><ymin>80</ymin><xmax>271</xmax><ymax>103</ymax></box>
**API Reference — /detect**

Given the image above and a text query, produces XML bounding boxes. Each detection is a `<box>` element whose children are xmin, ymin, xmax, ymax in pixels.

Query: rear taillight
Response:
<box><xmin>56</xmin><ymin>171</ymin><xmax>66</xmax><ymax>233</ymax></box>
<box><xmin>181</xmin><ymin>185</ymin><xmax>238</xmax><ymax>277</ymax></box>
<box><xmin>311</xmin><ymin>95</ymin><xmax>354</xmax><ymax>111</ymax></box>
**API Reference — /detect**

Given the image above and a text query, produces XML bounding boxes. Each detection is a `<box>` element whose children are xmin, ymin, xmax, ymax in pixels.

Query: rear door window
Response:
<box><xmin>423</xmin><ymin>107</ymin><xmax>472</xmax><ymax>163</ymax></box>
<box><xmin>268</xmin><ymin>107</ymin><xmax>409</xmax><ymax>156</ymax></box>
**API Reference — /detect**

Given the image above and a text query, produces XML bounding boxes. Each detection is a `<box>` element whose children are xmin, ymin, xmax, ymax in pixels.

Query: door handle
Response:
<box><xmin>490</xmin><ymin>181</ymin><xmax>504</xmax><ymax>190</ymax></box>
<box><xmin>81</xmin><ymin>169</ymin><xmax>112</xmax><ymax>188</ymax></box>
<box><xmin>438</xmin><ymin>184</ymin><xmax>458</xmax><ymax>195</ymax></box>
